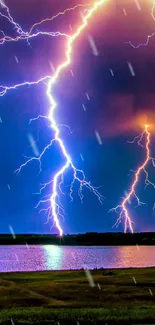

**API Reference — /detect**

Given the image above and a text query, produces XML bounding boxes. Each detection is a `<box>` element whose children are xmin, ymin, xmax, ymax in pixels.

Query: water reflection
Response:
<box><xmin>115</xmin><ymin>246</ymin><xmax>155</xmax><ymax>268</ymax></box>
<box><xmin>0</xmin><ymin>245</ymin><xmax>154</xmax><ymax>272</ymax></box>
<box><xmin>43</xmin><ymin>245</ymin><xmax>63</xmax><ymax>269</ymax></box>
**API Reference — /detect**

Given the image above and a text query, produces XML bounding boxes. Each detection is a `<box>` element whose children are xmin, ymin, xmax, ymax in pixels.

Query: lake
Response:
<box><xmin>0</xmin><ymin>245</ymin><xmax>154</xmax><ymax>272</ymax></box>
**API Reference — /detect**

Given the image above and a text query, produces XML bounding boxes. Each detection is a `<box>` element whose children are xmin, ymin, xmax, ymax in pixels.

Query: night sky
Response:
<box><xmin>1</xmin><ymin>0</ymin><xmax>155</xmax><ymax>234</ymax></box>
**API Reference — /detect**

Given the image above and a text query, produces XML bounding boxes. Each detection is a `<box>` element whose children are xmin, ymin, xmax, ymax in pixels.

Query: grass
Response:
<box><xmin>0</xmin><ymin>268</ymin><xmax>155</xmax><ymax>324</ymax></box>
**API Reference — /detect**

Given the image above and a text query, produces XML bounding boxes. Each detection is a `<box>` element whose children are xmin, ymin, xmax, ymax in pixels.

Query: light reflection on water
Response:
<box><xmin>0</xmin><ymin>245</ymin><xmax>154</xmax><ymax>272</ymax></box>
<box><xmin>43</xmin><ymin>245</ymin><xmax>63</xmax><ymax>269</ymax></box>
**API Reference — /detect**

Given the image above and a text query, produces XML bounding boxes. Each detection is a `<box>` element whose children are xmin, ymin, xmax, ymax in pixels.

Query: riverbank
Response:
<box><xmin>1</xmin><ymin>232</ymin><xmax>155</xmax><ymax>245</ymax></box>
<box><xmin>0</xmin><ymin>268</ymin><xmax>155</xmax><ymax>324</ymax></box>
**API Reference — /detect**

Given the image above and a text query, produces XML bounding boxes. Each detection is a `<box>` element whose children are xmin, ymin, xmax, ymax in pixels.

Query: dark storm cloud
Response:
<box><xmin>93</xmin><ymin>57</ymin><xmax>155</xmax><ymax>137</ymax></box>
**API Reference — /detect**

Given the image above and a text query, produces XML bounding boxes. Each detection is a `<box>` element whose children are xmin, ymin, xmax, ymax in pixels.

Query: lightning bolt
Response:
<box><xmin>0</xmin><ymin>31</ymin><xmax>70</xmax><ymax>45</ymax></box>
<box><xmin>0</xmin><ymin>2</ymin><xmax>89</xmax><ymax>45</ymax></box>
<box><xmin>0</xmin><ymin>0</ymin><xmax>25</xmax><ymax>35</ymax></box>
<box><xmin>125</xmin><ymin>1</ymin><xmax>155</xmax><ymax>48</ymax></box>
<box><xmin>1</xmin><ymin>0</ymin><xmax>105</xmax><ymax>236</ymax></box>
<box><xmin>125</xmin><ymin>32</ymin><xmax>155</xmax><ymax>49</ymax></box>
<box><xmin>111</xmin><ymin>124</ymin><xmax>155</xmax><ymax>233</ymax></box>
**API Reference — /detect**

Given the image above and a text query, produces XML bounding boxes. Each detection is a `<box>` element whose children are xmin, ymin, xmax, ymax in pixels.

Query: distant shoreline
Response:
<box><xmin>0</xmin><ymin>232</ymin><xmax>155</xmax><ymax>245</ymax></box>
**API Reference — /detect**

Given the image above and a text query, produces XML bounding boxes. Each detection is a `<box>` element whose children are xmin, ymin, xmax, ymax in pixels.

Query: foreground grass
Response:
<box><xmin>0</xmin><ymin>268</ymin><xmax>155</xmax><ymax>323</ymax></box>
<box><xmin>1</xmin><ymin>306</ymin><xmax>155</xmax><ymax>324</ymax></box>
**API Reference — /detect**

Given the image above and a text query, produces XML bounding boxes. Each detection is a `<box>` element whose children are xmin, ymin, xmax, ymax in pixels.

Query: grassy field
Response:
<box><xmin>0</xmin><ymin>268</ymin><xmax>155</xmax><ymax>324</ymax></box>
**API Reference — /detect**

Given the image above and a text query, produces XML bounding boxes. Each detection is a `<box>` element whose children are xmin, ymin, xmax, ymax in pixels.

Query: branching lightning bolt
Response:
<box><xmin>0</xmin><ymin>1</ymin><xmax>90</xmax><ymax>45</ymax></box>
<box><xmin>125</xmin><ymin>1</ymin><xmax>155</xmax><ymax>48</ymax></box>
<box><xmin>1</xmin><ymin>0</ymin><xmax>105</xmax><ymax>235</ymax></box>
<box><xmin>0</xmin><ymin>0</ymin><xmax>25</xmax><ymax>35</ymax></box>
<box><xmin>111</xmin><ymin>124</ymin><xmax>155</xmax><ymax>233</ymax></box>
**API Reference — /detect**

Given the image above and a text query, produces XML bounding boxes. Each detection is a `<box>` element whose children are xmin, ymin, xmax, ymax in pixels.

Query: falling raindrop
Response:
<box><xmin>49</xmin><ymin>61</ymin><xmax>55</xmax><ymax>73</ymax></box>
<box><xmin>87</xmin><ymin>34</ymin><xmax>99</xmax><ymax>56</ymax></box>
<box><xmin>97</xmin><ymin>282</ymin><xmax>101</xmax><ymax>290</ymax></box>
<box><xmin>127</xmin><ymin>62</ymin><xmax>135</xmax><ymax>76</ymax></box>
<box><xmin>27</xmin><ymin>133</ymin><xmax>39</xmax><ymax>157</ymax></box>
<box><xmin>85</xmin><ymin>92</ymin><xmax>90</xmax><ymax>100</ymax></box>
<box><xmin>134</xmin><ymin>0</ymin><xmax>141</xmax><ymax>11</ymax></box>
<box><xmin>9</xmin><ymin>225</ymin><xmax>16</xmax><ymax>239</ymax></box>
<box><xmin>95</xmin><ymin>130</ymin><xmax>102</xmax><ymax>145</ymax></box>
<box><xmin>84</xmin><ymin>267</ymin><xmax>95</xmax><ymax>287</ymax></box>
<box><xmin>25</xmin><ymin>242</ymin><xmax>29</xmax><ymax>250</ymax></box>
<box><xmin>70</xmin><ymin>69</ymin><xmax>74</xmax><ymax>76</ymax></box>
<box><xmin>15</xmin><ymin>56</ymin><xmax>19</xmax><ymax>63</ymax></box>
<box><xmin>109</xmin><ymin>68</ymin><xmax>114</xmax><ymax>76</ymax></box>
<box><xmin>136</xmin><ymin>244</ymin><xmax>140</xmax><ymax>251</ymax></box>
<box><xmin>125</xmin><ymin>191</ymin><xmax>131</xmax><ymax>204</ymax></box>
<box><xmin>15</xmin><ymin>253</ymin><xmax>19</xmax><ymax>262</ymax></box>
<box><xmin>82</xmin><ymin>104</ymin><xmax>86</xmax><ymax>111</ymax></box>
<box><xmin>80</xmin><ymin>153</ymin><xmax>84</xmax><ymax>161</ymax></box>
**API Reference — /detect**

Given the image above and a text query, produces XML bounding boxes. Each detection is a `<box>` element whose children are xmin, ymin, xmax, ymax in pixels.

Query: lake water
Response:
<box><xmin>0</xmin><ymin>245</ymin><xmax>154</xmax><ymax>272</ymax></box>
